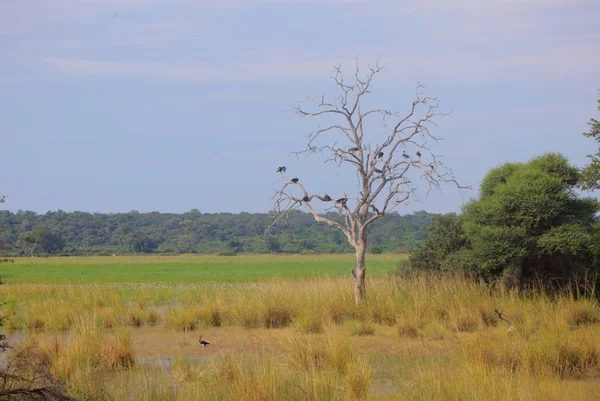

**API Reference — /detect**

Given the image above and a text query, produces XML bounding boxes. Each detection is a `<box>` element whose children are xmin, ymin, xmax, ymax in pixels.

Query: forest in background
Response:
<box><xmin>0</xmin><ymin>209</ymin><xmax>435</xmax><ymax>256</ymax></box>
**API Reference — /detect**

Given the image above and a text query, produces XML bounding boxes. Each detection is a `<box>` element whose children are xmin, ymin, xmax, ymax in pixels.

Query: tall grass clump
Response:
<box><xmin>350</xmin><ymin>320</ymin><xmax>375</xmax><ymax>336</ymax></box>
<box><xmin>171</xmin><ymin>353</ymin><xmax>200</xmax><ymax>383</ymax></box>
<box><xmin>231</xmin><ymin>301</ymin><xmax>262</xmax><ymax>329</ymax></box>
<box><xmin>50</xmin><ymin>319</ymin><xmax>135</xmax><ymax>385</ymax></box>
<box><xmin>345</xmin><ymin>358</ymin><xmax>371</xmax><ymax>401</ymax></box>
<box><xmin>190</xmin><ymin>350</ymin><xmax>350</xmax><ymax>401</ymax></box>
<box><xmin>465</xmin><ymin>328</ymin><xmax>600</xmax><ymax>379</ymax></box>
<box><xmin>525</xmin><ymin>328</ymin><xmax>599</xmax><ymax>378</ymax></box>
<box><xmin>198</xmin><ymin>304</ymin><xmax>225</xmax><ymax>327</ymax></box>
<box><xmin>201</xmin><ymin>354</ymin><xmax>280</xmax><ymax>401</ymax></box>
<box><xmin>97</xmin><ymin>306</ymin><xmax>124</xmax><ymax>329</ymax></box>
<box><xmin>282</xmin><ymin>335</ymin><xmax>328</xmax><ymax>371</ymax></box>
<box><xmin>99</xmin><ymin>328</ymin><xmax>135</xmax><ymax>370</ymax></box>
<box><xmin>405</xmin><ymin>362</ymin><xmax>525</xmax><ymax>401</ymax></box>
<box><xmin>396</xmin><ymin>317</ymin><xmax>422</xmax><ymax>339</ymax></box>
<box><xmin>282</xmin><ymin>334</ymin><xmax>358</xmax><ymax>374</ymax></box>
<box><xmin>294</xmin><ymin>310</ymin><xmax>325</xmax><ymax>334</ymax></box>
<box><xmin>263</xmin><ymin>303</ymin><xmax>295</xmax><ymax>328</ymax></box>
<box><xmin>164</xmin><ymin>307</ymin><xmax>199</xmax><ymax>331</ymax></box>
<box><xmin>107</xmin><ymin>368</ymin><xmax>178</xmax><ymax>401</ymax></box>
<box><xmin>404</xmin><ymin>356</ymin><xmax>600</xmax><ymax>401</ymax></box>
<box><xmin>326</xmin><ymin>336</ymin><xmax>357</xmax><ymax>374</ymax></box>
<box><xmin>562</xmin><ymin>298</ymin><xmax>600</xmax><ymax>327</ymax></box>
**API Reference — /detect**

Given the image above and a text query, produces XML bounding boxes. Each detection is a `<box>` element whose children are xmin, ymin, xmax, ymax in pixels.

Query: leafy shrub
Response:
<box><xmin>368</xmin><ymin>246</ymin><xmax>383</xmax><ymax>254</ymax></box>
<box><xmin>216</xmin><ymin>250</ymin><xmax>237</xmax><ymax>256</ymax></box>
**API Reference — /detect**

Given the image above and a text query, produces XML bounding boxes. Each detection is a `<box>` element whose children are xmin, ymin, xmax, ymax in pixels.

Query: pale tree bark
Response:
<box><xmin>268</xmin><ymin>60</ymin><xmax>468</xmax><ymax>304</ymax></box>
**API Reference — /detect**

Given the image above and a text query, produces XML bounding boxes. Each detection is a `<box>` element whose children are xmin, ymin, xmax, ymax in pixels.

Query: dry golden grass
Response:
<box><xmin>2</xmin><ymin>273</ymin><xmax>600</xmax><ymax>400</ymax></box>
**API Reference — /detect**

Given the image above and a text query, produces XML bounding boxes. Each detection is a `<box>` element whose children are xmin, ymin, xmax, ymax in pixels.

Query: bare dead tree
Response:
<box><xmin>268</xmin><ymin>61</ymin><xmax>467</xmax><ymax>304</ymax></box>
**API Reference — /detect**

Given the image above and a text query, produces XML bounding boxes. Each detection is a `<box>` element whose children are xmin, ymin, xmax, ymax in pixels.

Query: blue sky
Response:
<box><xmin>1</xmin><ymin>0</ymin><xmax>599</xmax><ymax>215</ymax></box>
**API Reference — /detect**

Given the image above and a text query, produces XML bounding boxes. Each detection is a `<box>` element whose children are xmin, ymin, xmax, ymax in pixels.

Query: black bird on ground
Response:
<box><xmin>291</xmin><ymin>178</ymin><xmax>299</xmax><ymax>183</ymax></box>
<box><xmin>377</xmin><ymin>152</ymin><xmax>384</xmax><ymax>159</ymax></box>
<box><xmin>276</xmin><ymin>166</ymin><xmax>287</xmax><ymax>173</ymax></box>
<box><xmin>416</xmin><ymin>151</ymin><xmax>422</xmax><ymax>157</ymax></box>
<box><xmin>199</xmin><ymin>337</ymin><xmax>210</xmax><ymax>346</ymax></box>
<box><xmin>323</xmin><ymin>194</ymin><xmax>332</xmax><ymax>202</ymax></box>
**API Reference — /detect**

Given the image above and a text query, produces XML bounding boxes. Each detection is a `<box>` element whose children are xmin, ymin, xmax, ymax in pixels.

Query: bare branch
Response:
<box><xmin>494</xmin><ymin>308</ymin><xmax>516</xmax><ymax>333</ymax></box>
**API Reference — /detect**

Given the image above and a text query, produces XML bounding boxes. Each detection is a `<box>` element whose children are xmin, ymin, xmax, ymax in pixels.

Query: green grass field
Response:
<box><xmin>0</xmin><ymin>254</ymin><xmax>405</xmax><ymax>284</ymax></box>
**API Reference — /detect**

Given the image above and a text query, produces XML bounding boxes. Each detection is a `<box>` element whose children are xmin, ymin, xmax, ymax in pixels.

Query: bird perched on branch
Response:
<box><xmin>198</xmin><ymin>337</ymin><xmax>210</xmax><ymax>346</ymax></box>
<box><xmin>370</xmin><ymin>205</ymin><xmax>380</xmax><ymax>214</ymax></box>
<box><xmin>276</xmin><ymin>166</ymin><xmax>287</xmax><ymax>173</ymax></box>
<box><xmin>374</xmin><ymin>168</ymin><xmax>383</xmax><ymax>174</ymax></box>
<box><xmin>377</xmin><ymin>152</ymin><xmax>384</xmax><ymax>159</ymax></box>
<box><xmin>336</xmin><ymin>197</ymin><xmax>348</xmax><ymax>206</ymax></box>
<box><xmin>302</xmin><ymin>196</ymin><xmax>310</xmax><ymax>202</ymax></box>
<box><xmin>348</xmin><ymin>147</ymin><xmax>359</xmax><ymax>152</ymax></box>
<box><xmin>416</xmin><ymin>151</ymin><xmax>422</xmax><ymax>157</ymax></box>
<box><xmin>291</xmin><ymin>178</ymin><xmax>299</xmax><ymax>183</ymax></box>
<box><xmin>402</xmin><ymin>152</ymin><xmax>410</xmax><ymax>159</ymax></box>
<box><xmin>323</xmin><ymin>194</ymin><xmax>332</xmax><ymax>201</ymax></box>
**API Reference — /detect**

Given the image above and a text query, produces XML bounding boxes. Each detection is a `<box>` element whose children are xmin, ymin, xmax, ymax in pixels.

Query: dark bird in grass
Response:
<box><xmin>291</xmin><ymin>178</ymin><xmax>299</xmax><ymax>183</ymax></box>
<box><xmin>416</xmin><ymin>151</ymin><xmax>422</xmax><ymax>157</ymax></box>
<box><xmin>371</xmin><ymin>205</ymin><xmax>380</xmax><ymax>214</ymax></box>
<box><xmin>377</xmin><ymin>152</ymin><xmax>384</xmax><ymax>159</ymax></box>
<box><xmin>198</xmin><ymin>337</ymin><xmax>210</xmax><ymax>346</ymax></box>
<box><xmin>276</xmin><ymin>166</ymin><xmax>287</xmax><ymax>173</ymax></box>
<box><xmin>323</xmin><ymin>194</ymin><xmax>332</xmax><ymax>202</ymax></box>
<box><xmin>348</xmin><ymin>147</ymin><xmax>359</xmax><ymax>152</ymax></box>
<box><xmin>302</xmin><ymin>196</ymin><xmax>310</xmax><ymax>202</ymax></box>
<box><xmin>402</xmin><ymin>152</ymin><xmax>410</xmax><ymax>159</ymax></box>
<box><xmin>374</xmin><ymin>168</ymin><xmax>383</xmax><ymax>174</ymax></box>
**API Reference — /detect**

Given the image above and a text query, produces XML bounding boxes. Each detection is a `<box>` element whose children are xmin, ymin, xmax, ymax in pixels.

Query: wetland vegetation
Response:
<box><xmin>1</xmin><ymin>255</ymin><xmax>599</xmax><ymax>400</ymax></box>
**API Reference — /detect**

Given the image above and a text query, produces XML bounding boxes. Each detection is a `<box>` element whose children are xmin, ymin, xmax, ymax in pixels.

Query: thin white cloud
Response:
<box><xmin>2</xmin><ymin>0</ymin><xmax>593</xmax><ymax>35</ymax></box>
<box><xmin>38</xmin><ymin>42</ymin><xmax>600</xmax><ymax>84</ymax></box>
<box><xmin>39</xmin><ymin>54</ymin><xmax>357</xmax><ymax>82</ymax></box>
<box><xmin>4</xmin><ymin>0</ymin><xmax>599</xmax><ymax>88</ymax></box>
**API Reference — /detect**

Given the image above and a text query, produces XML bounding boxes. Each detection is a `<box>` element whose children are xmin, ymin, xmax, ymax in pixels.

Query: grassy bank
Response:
<box><xmin>0</xmin><ymin>254</ymin><xmax>403</xmax><ymax>284</ymax></box>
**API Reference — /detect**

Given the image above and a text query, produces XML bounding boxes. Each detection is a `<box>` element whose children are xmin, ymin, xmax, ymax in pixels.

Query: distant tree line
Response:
<box><xmin>0</xmin><ymin>210</ymin><xmax>436</xmax><ymax>256</ymax></box>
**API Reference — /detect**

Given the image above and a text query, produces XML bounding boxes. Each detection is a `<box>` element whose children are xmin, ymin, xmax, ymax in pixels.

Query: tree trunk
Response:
<box><xmin>354</xmin><ymin>243</ymin><xmax>367</xmax><ymax>304</ymax></box>
<box><xmin>502</xmin><ymin>258</ymin><xmax>523</xmax><ymax>290</ymax></box>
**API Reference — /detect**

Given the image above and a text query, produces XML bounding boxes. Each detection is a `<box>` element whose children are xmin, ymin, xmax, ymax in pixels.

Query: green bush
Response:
<box><xmin>409</xmin><ymin>153</ymin><xmax>600</xmax><ymax>288</ymax></box>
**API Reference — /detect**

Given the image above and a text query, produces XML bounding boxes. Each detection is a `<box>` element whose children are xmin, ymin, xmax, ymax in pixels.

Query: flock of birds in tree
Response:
<box><xmin>346</xmin><ymin>148</ymin><xmax>421</xmax><ymax>159</ymax></box>
<box><xmin>275</xmin><ymin>148</ymin><xmax>423</xmax><ymax>208</ymax></box>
